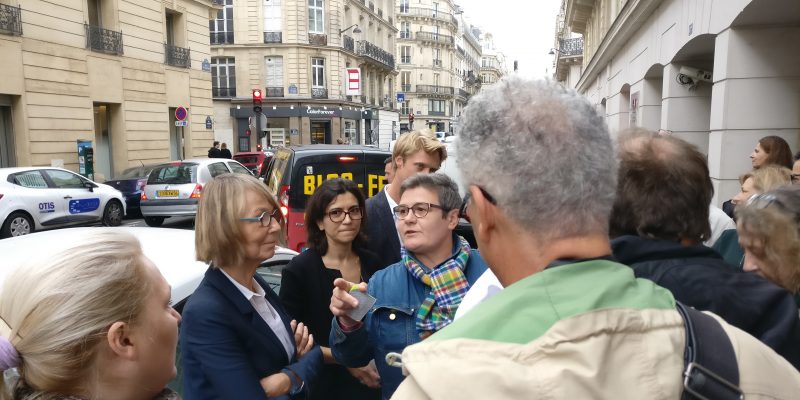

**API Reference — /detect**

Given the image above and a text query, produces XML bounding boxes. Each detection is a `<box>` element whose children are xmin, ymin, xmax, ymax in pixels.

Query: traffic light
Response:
<box><xmin>245</xmin><ymin>129</ymin><xmax>252</xmax><ymax>136</ymax></box>
<box><xmin>252</xmin><ymin>89</ymin><xmax>263</xmax><ymax>114</ymax></box>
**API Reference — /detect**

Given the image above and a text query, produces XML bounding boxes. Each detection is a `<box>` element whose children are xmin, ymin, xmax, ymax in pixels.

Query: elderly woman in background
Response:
<box><xmin>715</xmin><ymin>165</ymin><xmax>793</xmax><ymax>267</ymax></box>
<box><xmin>181</xmin><ymin>173</ymin><xmax>322</xmax><ymax>399</ymax></box>
<box><xmin>280</xmin><ymin>179</ymin><xmax>381</xmax><ymax>400</ymax></box>
<box><xmin>0</xmin><ymin>231</ymin><xmax>181</xmax><ymax>400</ymax></box>
<box><xmin>737</xmin><ymin>185</ymin><xmax>800</xmax><ymax>306</ymax></box>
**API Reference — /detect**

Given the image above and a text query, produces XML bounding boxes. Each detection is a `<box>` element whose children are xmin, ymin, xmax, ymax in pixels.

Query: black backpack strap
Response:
<box><xmin>676</xmin><ymin>302</ymin><xmax>744</xmax><ymax>400</ymax></box>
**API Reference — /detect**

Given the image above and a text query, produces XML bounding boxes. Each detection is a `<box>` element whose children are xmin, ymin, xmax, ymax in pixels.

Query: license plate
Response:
<box><xmin>157</xmin><ymin>190</ymin><xmax>179</xmax><ymax>197</ymax></box>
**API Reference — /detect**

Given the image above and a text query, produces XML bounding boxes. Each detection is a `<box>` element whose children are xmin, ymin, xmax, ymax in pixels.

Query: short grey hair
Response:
<box><xmin>399</xmin><ymin>173</ymin><xmax>462</xmax><ymax>214</ymax></box>
<box><xmin>455</xmin><ymin>76</ymin><xmax>617</xmax><ymax>239</ymax></box>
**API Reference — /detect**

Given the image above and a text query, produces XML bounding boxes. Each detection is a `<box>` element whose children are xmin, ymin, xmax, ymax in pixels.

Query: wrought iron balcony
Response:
<box><xmin>265</xmin><ymin>87</ymin><xmax>284</xmax><ymax>97</ymax></box>
<box><xmin>343</xmin><ymin>35</ymin><xmax>354</xmax><ymax>52</ymax></box>
<box><xmin>416</xmin><ymin>85</ymin><xmax>454</xmax><ymax>95</ymax></box>
<box><xmin>415</xmin><ymin>31</ymin><xmax>453</xmax><ymax>46</ymax></box>
<box><xmin>558</xmin><ymin>37</ymin><xmax>584</xmax><ymax>57</ymax></box>
<box><xmin>311</xmin><ymin>87</ymin><xmax>328</xmax><ymax>99</ymax></box>
<box><xmin>211</xmin><ymin>0</ymin><xmax>225</xmax><ymax>5</ymax></box>
<box><xmin>0</xmin><ymin>4</ymin><xmax>22</xmax><ymax>36</ymax></box>
<box><xmin>357</xmin><ymin>40</ymin><xmax>395</xmax><ymax>70</ymax></box>
<box><xmin>85</xmin><ymin>24</ymin><xmax>123</xmax><ymax>55</ymax></box>
<box><xmin>308</xmin><ymin>33</ymin><xmax>327</xmax><ymax>46</ymax></box>
<box><xmin>264</xmin><ymin>31</ymin><xmax>282</xmax><ymax>43</ymax></box>
<box><xmin>401</xmin><ymin>84</ymin><xmax>411</xmax><ymax>92</ymax></box>
<box><xmin>165</xmin><ymin>43</ymin><xmax>190</xmax><ymax>68</ymax></box>
<box><xmin>433</xmin><ymin>59</ymin><xmax>442</xmax><ymax>67</ymax></box>
<box><xmin>212</xmin><ymin>87</ymin><xmax>236</xmax><ymax>97</ymax></box>
<box><xmin>211</xmin><ymin>31</ymin><xmax>233</xmax><ymax>45</ymax></box>
<box><xmin>398</xmin><ymin>7</ymin><xmax>457</xmax><ymax>26</ymax></box>
<box><xmin>429</xmin><ymin>111</ymin><xmax>445</xmax><ymax>116</ymax></box>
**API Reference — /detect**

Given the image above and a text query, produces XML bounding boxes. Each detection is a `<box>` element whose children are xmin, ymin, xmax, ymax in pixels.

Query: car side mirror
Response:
<box><xmin>83</xmin><ymin>181</ymin><xmax>94</xmax><ymax>192</ymax></box>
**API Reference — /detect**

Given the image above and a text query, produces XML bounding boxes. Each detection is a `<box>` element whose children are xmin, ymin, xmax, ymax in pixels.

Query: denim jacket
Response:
<box><xmin>330</xmin><ymin>242</ymin><xmax>488</xmax><ymax>399</ymax></box>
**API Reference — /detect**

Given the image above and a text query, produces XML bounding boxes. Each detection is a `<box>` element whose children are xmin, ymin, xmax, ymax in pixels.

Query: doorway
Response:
<box><xmin>93</xmin><ymin>104</ymin><xmax>113</xmax><ymax>182</ymax></box>
<box><xmin>0</xmin><ymin>103</ymin><xmax>15</xmax><ymax>168</ymax></box>
<box><xmin>310</xmin><ymin>121</ymin><xmax>330</xmax><ymax>144</ymax></box>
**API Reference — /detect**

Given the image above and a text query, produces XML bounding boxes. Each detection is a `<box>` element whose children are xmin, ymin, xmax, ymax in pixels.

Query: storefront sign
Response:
<box><xmin>345</xmin><ymin>68</ymin><xmax>361</xmax><ymax>96</ymax></box>
<box><xmin>303</xmin><ymin>108</ymin><xmax>340</xmax><ymax>118</ymax></box>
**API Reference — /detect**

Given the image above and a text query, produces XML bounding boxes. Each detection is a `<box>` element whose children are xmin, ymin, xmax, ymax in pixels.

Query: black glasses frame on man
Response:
<box><xmin>393</xmin><ymin>203</ymin><xmax>448</xmax><ymax>220</ymax></box>
<box><xmin>459</xmin><ymin>186</ymin><xmax>497</xmax><ymax>222</ymax></box>
<box><xmin>327</xmin><ymin>206</ymin><xmax>363</xmax><ymax>223</ymax></box>
<box><xmin>239</xmin><ymin>209</ymin><xmax>281</xmax><ymax>227</ymax></box>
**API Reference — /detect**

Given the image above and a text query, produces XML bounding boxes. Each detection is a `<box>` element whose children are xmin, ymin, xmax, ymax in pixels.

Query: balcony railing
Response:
<box><xmin>429</xmin><ymin>111</ymin><xmax>445</xmax><ymax>116</ymax></box>
<box><xmin>458</xmin><ymin>88</ymin><xmax>470</xmax><ymax>99</ymax></box>
<box><xmin>266</xmin><ymin>86</ymin><xmax>284</xmax><ymax>97</ymax></box>
<box><xmin>211</xmin><ymin>0</ymin><xmax>225</xmax><ymax>5</ymax></box>
<box><xmin>433</xmin><ymin>59</ymin><xmax>442</xmax><ymax>67</ymax></box>
<box><xmin>398</xmin><ymin>7</ymin><xmax>457</xmax><ymax>26</ymax></box>
<box><xmin>415</xmin><ymin>31</ymin><xmax>453</xmax><ymax>46</ymax></box>
<box><xmin>0</xmin><ymin>4</ymin><xmax>22</xmax><ymax>36</ymax></box>
<box><xmin>343</xmin><ymin>35</ymin><xmax>354</xmax><ymax>52</ymax></box>
<box><xmin>211</xmin><ymin>31</ymin><xmax>233</xmax><ymax>45</ymax></box>
<box><xmin>308</xmin><ymin>33</ymin><xmax>327</xmax><ymax>46</ymax></box>
<box><xmin>212</xmin><ymin>87</ymin><xmax>236</xmax><ymax>97</ymax></box>
<box><xmin>357</xmin><ymin>40</ymin><xmax>395</xmax><ymax>70</ymax></box>
<box><xmin>85</xmin><ymin>24</ymin><xmax>123</xmax><ymax>55</ymax></box>
<box><xmin>311</xmin><ymin>87</ymin><xmax>328</xmax><ymax>99</ymax></box>
<box><xmin>264</xmin><ymin>31</ymin><xmax>282</xmax><ymax>43</ymax></box>
<box><xmin>416</xmin><ymin>85</ymin><xmax>454</xmax><ymax>95</ymax></box>
<box><xmin>558</xmin><ymin>37</ymin><xmax>584</xmax><ymax>57</ymax></box>
<box><xmin>164</xmin><ymin>43</ymin><xmax>190</xmax><ymax>68</ymax></box>
<box><xmin>401</xmin><ymin>84</ymin><xmax>411</xmax><ymax>92</ymax></box>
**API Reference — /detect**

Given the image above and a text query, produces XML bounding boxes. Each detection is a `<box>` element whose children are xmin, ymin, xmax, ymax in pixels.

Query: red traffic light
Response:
<box><xmin>253</xmin><ymin>89</ymin><xmax>263</xmax><ymax>101</ymax></box>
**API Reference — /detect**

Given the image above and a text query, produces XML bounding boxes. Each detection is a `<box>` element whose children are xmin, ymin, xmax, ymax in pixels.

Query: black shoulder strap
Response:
<box><xmin>676</xmin><ymin>302</ymin><xmax>744</xmax><ymax>400</ymax></box>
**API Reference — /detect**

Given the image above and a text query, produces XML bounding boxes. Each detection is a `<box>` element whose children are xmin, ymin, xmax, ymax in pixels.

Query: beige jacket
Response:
<box><xmin>391</xmin><ymin>308</ymin><xmax>800</xmax><ymax>399</ymax></box>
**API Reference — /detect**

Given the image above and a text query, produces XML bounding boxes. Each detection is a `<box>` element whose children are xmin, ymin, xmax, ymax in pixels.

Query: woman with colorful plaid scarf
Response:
<box><xmin>329</xmin><ymin>173</ymin><xmax>488</xmax><ymax>399</ymax></box>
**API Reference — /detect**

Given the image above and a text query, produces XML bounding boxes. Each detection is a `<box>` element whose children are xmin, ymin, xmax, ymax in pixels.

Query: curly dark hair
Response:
<box><xmin>304</xmin><ymin>178</ymin><xmax>368</xmax><ymax>255</ymax></box>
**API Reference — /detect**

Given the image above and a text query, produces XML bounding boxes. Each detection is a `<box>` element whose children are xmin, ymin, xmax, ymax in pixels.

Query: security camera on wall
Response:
<box><xmin>679</xmin><ymin>66</ymin><xmax>713</xmax><ymax>83</ymax></box>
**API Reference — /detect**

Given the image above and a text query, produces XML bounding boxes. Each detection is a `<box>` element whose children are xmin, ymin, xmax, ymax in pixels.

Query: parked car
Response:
<box><xmin>263</xmin><ymin>145</ymin><xmax>390</xmax><ymax>251</ymax></box>
<box><xmin>0</xmin><ymin>167</ymin><xmax>126</xmax><ymax>238</ymax></box>
<box><xmin>233</xmin><ymin>150</ymin><xmax>274</xmax><ymax>176</ymax></box>
<box><xmin>104</xmin><ymin>164</ymin><xmax>158</xmax><ymax>217</ymax></box>
<box><xmin>140</xmin><ymin>158</ymin><xmax>252</xmax><ymax>227</ymax></box>
<box><xmin>0</xmin><ymin>225</ymin><xmax>298</xmax><ymax>395</ymax></box>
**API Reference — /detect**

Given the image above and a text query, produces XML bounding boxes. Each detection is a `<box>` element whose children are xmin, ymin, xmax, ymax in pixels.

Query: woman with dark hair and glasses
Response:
<box><xmin>280</xmin><ymin>178</ymin><xmax>382</xmax><ymax>400</ymax></box>
<box><xmin>736</xmin><ymin>185</ymin><xmax>800</xmax><ymax>306</ymax></box>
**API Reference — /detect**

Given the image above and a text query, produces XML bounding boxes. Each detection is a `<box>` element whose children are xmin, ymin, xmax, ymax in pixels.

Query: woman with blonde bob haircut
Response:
<box><xmin>181</xmin><ymin>173</ymin><xmax>322</xmax><ymax>399</ymax></box>
<box><xmin>737</xmin><ymin>185</ymin><xmax>800</xmax><ymax>302</ymax></box>
<box><xmin>0</xmin><ymin>231</ymin><xmax>181</xmax><ymax>400</ymax></box>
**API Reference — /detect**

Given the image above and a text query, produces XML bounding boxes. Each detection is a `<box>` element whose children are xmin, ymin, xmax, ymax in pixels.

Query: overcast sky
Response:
<box><xmin>454</xmin><ymin>0</ymin><xmax>562</xmax><ymax>78</ymax></box>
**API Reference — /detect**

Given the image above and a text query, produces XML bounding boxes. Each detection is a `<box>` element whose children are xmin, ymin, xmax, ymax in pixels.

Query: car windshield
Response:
<box><xmin>148</xmin><ymin>164</ymin><xmax>198</xmax><ymax>184</ymax></box>
<box><xmin>115</xmin><ymin>166</ymin><xmax>150</xmax><ymax>179</ymax></box>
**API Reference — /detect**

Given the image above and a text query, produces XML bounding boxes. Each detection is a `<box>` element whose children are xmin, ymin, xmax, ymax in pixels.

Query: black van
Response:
<box><xmin>264</xmin><ymin>145</ymin><xmax>390</xmax><ymax>251</ymax></box>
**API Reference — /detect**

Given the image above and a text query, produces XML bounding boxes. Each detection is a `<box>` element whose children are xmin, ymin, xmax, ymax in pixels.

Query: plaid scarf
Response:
<box><xmin>403</xmin><ymin>235</ymin><xmax>472</xmax><ymax>339</ymax></box>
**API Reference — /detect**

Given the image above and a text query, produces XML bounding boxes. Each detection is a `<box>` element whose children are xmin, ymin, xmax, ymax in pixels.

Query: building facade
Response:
<box><xmin>452</xmin><ymin>10</ymin><xmax>482</xmax><ymax>130</ymax></box>
<box><xmin>479</xmin><ymin>32</ymin><xmax>505</xmax><ymax>87</ymax></box>
<box><xmin>209</xmin><ymin>0</ymin><xmax>399</xmax><ymax>152</ymax></box>
<box><xmin>0</xmin><ymin>0</ymin><xmax>217</xmax><ymax>180</ymax></box>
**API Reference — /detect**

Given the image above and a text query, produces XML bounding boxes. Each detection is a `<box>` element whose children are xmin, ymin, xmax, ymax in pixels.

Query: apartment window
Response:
<box><xmin>400</xmin><ymin>71</ymin><xmax>411</xmax><ymax>92</ymax></box>
<box><xmin>399</xmin><ymin>0</ymin><xmax>409</xmax><ymax>13</ymax></box>
<box><xmin>433</xmin><ymin>73</ymin><xmax>440</xmax><ymax>87</ymax></box>
<box><xmin>312</xmin><ymin>58</ymin><xmax>325</xmax><ymax>88</ymax></box>
<box><xmin>400</xmin><ymin>22</ymin><xmax>410</xmax><ymax>39</ymax></box>
<box><xmin>264</xmin><ymin>0</ymin><xmax>282</xmax><ymax>41</ymax></box>
<box><xmin>433</xmin><ymin>48</ymin><xmax>441</xmax><ymax>66</ymax></box>
<box><xmin>429</xmin><ymin>100</ymin><xmax>445</xmax><ymax>113</ymax></box>
<box><xmin>400</xmin><ymin>102</ymin><xmax>410</xmax><ymax>115</ymax></box>
<box><xmin>266</xmin><ymin>57</ymin><xmax>284</xmax><ymax>96</ymax></box>
<box><xmin>308</xmin><ymin>0</ymin><xmax>324</xmax><ymax>33</ymax></box>
<box><xmin>401</xmin><ymin>46</ymin><xmax>411</xmax><ymax>64</ymax></box>
<box><xmin>211</xmin><ymin>58</ymin><xmax>236</xmax><ymax>97</ymax></box>
<box><xmin>210</xmin><ymin>0</ymin><xmax>234</xmax><ymax>44</ymax></box>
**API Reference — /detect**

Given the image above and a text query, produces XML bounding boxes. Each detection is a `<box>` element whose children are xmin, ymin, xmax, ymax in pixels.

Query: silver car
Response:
<box><xmin>140</xmin><ymin>158</ymin><xmax>252</xmax><ymax>227</ymax></box>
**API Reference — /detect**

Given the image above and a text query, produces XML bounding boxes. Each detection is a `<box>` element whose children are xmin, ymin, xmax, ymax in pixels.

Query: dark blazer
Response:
<box><xmin>364</xmin><ymin>190</ymin><xmax>401</xmax><ymax>269</ymax></box>
<box><xmin>180</xmin><ymin>267</ymin><xmax>322</xmax><ymax>400</ymax></box>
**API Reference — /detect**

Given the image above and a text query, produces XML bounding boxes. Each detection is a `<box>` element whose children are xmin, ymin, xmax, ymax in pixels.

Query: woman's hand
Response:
<box><xmin>348</xmin><ymin>359</ymin><xmax>381</xmax><ymax>389</ymax></box>
<box><xmin>260</xmin><ymin>372</ymin><xmax>292</xmax><ymax>397</ymax></box>
<box><xmin>290</xmin><ymin>320</ymin><xmax>314</xmax><ymax>358</ymax></box>
<box><xmin>330</xmin><ymin>278</ymin><xmax>367</xmax><ymax>328</ymax></box>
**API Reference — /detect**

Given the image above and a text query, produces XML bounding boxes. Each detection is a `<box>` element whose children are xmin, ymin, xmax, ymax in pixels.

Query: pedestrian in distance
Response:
<box><xmin>0</xmin><ymin>231</ymin><xmax>182</xmax><ymax>400</ymax></box>
<box><xmin>329</xmin><ymin>173</ymin><xmax>488</xmax><ymax>399</ymax></box>
<box><xmin>219</xmin><ymin>142</ymin><xmax>232</xmax><ymax>159</ymax></box>
<box><xmin>383</xmin><ymin>157</ymin><xmax>394</xmax><ymax>185</ymax></box>
<box><xmin>207</xmin><ymin>141</ymin><xmax>221</xmax><ymax>159</ymax></box>
<box><xmin>391</xmin><ymin>76</ymin><xmax>800</xmax><ymax>399</ymax></box>
<box><xmin>750</xmin><ymin>135</ymin><xmax>794</xmax><ymax>170</ymax></box>
<box><xmin>180</xmin><ymin>173</ymin><xmax>322</xmax><ymax>399</ymax></box>
<box><xmin>280</xmin><ymin>178</ymin><xmax>381</xmax><ymax>400</ymax></box>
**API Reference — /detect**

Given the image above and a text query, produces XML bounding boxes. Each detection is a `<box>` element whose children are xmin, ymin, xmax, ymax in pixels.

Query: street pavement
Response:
<box><xmin>122</xmin><ymin>216</ymin><xmax>196</xmax><ymax>230</ymax></box>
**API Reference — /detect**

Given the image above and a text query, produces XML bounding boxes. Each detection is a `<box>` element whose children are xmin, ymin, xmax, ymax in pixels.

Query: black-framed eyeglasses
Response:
<box><xmin>459</xmin><ymin>186</ymin><xmax>497</xmax><ymax>222</ymax></box>
<box><xmin>327</xmin><ymin>206</ymin><xmax>363</xmax><ymax>222</ymax></box>
<box><xmin>393</xmin><ymin>203</ymin><xmax>447</xmax><ymax>219</ymax></box>
<box><xmin>240</xmin><ymin>209</ymin><xmax>281</xmax><ymax>227</ymax></box>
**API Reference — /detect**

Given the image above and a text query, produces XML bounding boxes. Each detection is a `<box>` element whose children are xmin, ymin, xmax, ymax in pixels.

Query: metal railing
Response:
<box><xmin>458</xmin><ymin>88</ymin><xmax>470</xmax><ymax>99</ymax></box>
<box><xmin>401</xmin><ymin>56</ymin><xmax>411</xmax><ymax>63</ymax></box>
<box><xmin>433</xmin><ymin>59</ymin><xmax>442</xmax><ymax>67</ymax></box>
<box><xmin>164</xmin><ymin>43</ymin><xmax>190</xmax><ymax>68</ymax></box>
<box><xmin>343</xmin><ymin>35</ymin><xmax>354</xmax><ymax>52</ymax></box>
<box><xmin>416</xmin><ymin>85</ymin><xmax>454</xmax><ymax>95</ymax></box>
<box><xmin>211</xmin><ymin>31</ymin><xmax>233</xmax><ymax>45</ymax></box>
<box><xmin>211</xmin><ymin>0</ymin><xmax>225</xmax><ymax>5</ymax></box>
<box><xmin>0</xmin><ymin>4</ymin><xmax>22</xmax><ymax>36</ymax></box>
<box><xmin>357</xmin><ymin>40</ymin><xmax>395</xmax><ymax>70</ymax></box>
<box><xmin>212</xmin><ymin>87</ymin><xmax>236</xmax><ymax>97</ymax></box>
<box><xmin>264</xmin><ymin>31</ymin><xmax>282</xmax><ymax>43</ymax></box>
<box><xmin>266</xmin><ymin>86</ymin><xmax>284</xmax><ymax>97</ymax></box>
<box><xmin>308</xmin><ymin>33</ymin><xmax>327</xmax><ymax>46</ymax></box>
<box><xmin>311</xmin><ymin>87</ymin><xmax>328</xmax><ymax>99</ymax></box>
<box><xmin>429</xmin><ymin>111</ymin><xmax>445</xmax><ymax>116</ymax></box>
<box><xmin>398</xmin><ymin>7</ymin><xmax>457</xmax><ymax>26</ymax></box>
<box><xmin>85</xmin><ymin>24</ymin><xmax>123</xmax><ymax>55</ymax></box>
<box><xmin>415</xmin><ymin>31</ymin><xmax>453</xmax><ymax>45</ymax></box>
<box><xmin>558</xmin><ymin>37</ymin><xmax>584</xmax><ymax>56</ymax></box>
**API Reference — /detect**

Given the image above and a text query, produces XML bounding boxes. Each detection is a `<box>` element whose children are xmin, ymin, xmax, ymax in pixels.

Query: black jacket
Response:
<box><xmin>208</xmin><ymin>147</ymin><xmax>222</xmax><ymax>158</ymax></box>
<box><xmin>220</xmin><ymin>148</ymin><xmax>232</xmax><ymax>159</ymax></box>
<box><xmin>612</xmin><ymin>235</ymin><xmax>800</xmax><ymax>370</ymax></box>
<box><xmin>363</xmin><ymin>190</ymin><xmax>401</xmax><ymax>270</ymax></box>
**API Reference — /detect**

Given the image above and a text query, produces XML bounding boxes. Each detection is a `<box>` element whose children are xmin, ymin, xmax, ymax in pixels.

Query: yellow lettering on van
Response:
<box><xmin>368</xmin><ymin>174</ymin><xmax>382</xmax><ymax>197</ymax></box>
<box><xmin>304</xmin><ymin>175</ymin><xmax>315</xmax><ymax>195</ymax></box>
<box><xmin>341</xmin><ymin>172</ymin><xmax>353</xmax><ymax>181</ymax></box>
<box><xmin>326</xmin><ymin>173</ymin><xmax>339</xmax><ymax>180</ymax></box>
